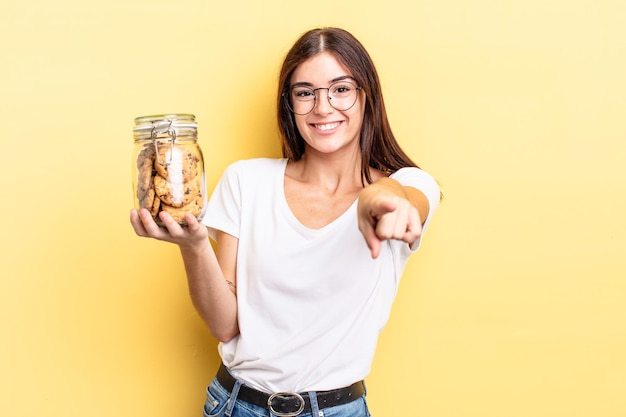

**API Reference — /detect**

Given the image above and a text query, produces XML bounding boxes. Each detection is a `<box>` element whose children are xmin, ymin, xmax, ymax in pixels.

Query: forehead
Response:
<box><xmin>290</xmin><ymin>51</ymin><xmax>353</xmax><ymax>85</ymax></box>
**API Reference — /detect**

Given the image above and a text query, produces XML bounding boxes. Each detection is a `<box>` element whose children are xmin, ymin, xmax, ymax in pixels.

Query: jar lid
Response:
<box><xmin>133</xmin><ymin>113</ymin><xmax>197</xmax><ymax>139</ymax></box>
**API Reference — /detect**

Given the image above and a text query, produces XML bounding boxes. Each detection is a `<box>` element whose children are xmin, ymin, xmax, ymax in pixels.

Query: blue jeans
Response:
<box><xmin>202</xmin><ymin>376</ymin><xmax>372</xmax><ymax>417</ymax></box>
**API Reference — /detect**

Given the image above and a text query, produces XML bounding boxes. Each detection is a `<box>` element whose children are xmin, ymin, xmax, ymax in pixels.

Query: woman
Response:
<box><xmin>131</xmin><ymin>27</ymin><xmax>440</xmax><ymax>417</ymax></box>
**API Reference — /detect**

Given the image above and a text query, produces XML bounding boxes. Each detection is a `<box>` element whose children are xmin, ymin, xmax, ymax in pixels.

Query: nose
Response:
<box><xmin>313</xmin><ymin>88</ymin><xmax>333</xmax><ymax>115</ymax></box>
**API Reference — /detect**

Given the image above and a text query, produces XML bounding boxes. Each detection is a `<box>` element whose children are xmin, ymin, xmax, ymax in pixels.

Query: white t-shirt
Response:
<box><xmin>203</xmin><ymin>158</ymin><xmax>439</xmax><ymax>393</ymax></box>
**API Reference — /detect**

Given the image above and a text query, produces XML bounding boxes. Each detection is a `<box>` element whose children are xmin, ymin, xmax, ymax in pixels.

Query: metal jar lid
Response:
<box><xmin>133</xmin><ymin>113</ymin><xmax>197</xmax><ymax>141</ymax></box>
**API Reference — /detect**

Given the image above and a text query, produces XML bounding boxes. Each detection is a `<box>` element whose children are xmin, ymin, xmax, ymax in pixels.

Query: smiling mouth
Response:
<box><xmin>314</xmin><ymin>121</ymin><xmax>341</xmax><ymax>131</ymax></box>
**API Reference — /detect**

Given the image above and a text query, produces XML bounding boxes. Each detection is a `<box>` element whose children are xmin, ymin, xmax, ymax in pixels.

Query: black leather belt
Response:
<box><xmin>216</xmin><ymin>364</ymin><xmax>365</xmax><ymax>416</ymax></box>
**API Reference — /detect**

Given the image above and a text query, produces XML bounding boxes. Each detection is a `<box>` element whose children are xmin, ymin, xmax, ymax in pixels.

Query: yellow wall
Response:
<box><xmin>1</xmin><ymin>1</ymin><xmax>625</xmax><ymax>416</ymax></box>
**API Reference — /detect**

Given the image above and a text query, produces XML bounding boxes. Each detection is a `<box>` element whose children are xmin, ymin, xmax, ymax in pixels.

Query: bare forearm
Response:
<box><xmin>179</xmin><ymin>242</ymin><xmax>239</xmax><ymax>342</ymax></box>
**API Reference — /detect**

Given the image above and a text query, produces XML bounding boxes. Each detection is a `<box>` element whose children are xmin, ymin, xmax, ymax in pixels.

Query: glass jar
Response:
<box><xmin>132</xmin><ymin>114</ymin><xmax>206</xmax><ymax>225</ymax></box>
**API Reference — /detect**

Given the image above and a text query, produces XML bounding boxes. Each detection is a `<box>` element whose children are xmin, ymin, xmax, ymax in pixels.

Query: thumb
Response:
<box><xmin>369</xmin><ymin>198</ymin><xmax>397</xmax><ymax>219</ymax></box>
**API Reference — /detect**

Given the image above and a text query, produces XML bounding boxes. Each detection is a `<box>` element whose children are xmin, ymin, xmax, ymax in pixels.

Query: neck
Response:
<box><xmin>288</xmin><ymin>151</ymin><xmax>363</xmax><ymax>191</ymax></box>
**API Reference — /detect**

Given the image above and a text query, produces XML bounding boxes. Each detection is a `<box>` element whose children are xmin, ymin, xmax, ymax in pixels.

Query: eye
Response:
<box><xmin>292</xmin><ymin>88</ymin><xmax>315</xmax><ymax>99</ymax></box>
<box><xmin>331</xmin><ymin>83</ymin><xmax>353</xmax><ymax>96</ymax></box>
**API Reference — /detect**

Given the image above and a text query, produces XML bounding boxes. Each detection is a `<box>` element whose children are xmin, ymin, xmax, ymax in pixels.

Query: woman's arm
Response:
<box><xmin>130</xmin><ymin>209</ymin><xmax>239</xmax><ymax>342</ymax></box>
<box><xmin>357</xmin><ymin>177</ymin><xmax>430</xmax><ymax>259</ymax></box>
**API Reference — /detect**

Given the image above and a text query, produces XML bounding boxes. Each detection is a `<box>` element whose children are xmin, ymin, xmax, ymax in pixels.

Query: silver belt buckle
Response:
<box><xmin>267</xmin><ymin>392</ymin><xmax>305</xmax><ymax>417</ymax></box>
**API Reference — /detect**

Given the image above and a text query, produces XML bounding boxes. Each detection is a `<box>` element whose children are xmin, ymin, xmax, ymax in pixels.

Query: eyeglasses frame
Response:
<box><xmin>283</xmin><ymin>80</ymin><xmax>363</xmax><ymax>115</ymax></box>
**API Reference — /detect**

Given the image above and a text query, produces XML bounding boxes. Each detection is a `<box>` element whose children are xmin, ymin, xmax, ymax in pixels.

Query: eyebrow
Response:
<box><xmin>290</xmin><ymin>75</ymin><xmax>356</xmax><ymax>88</ymax></box>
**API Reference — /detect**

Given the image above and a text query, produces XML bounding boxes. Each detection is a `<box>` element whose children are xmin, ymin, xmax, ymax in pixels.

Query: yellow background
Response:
<box><xmin>1</xmin><ymin>1</ymin><xmax>625</xmax><ymax>416</ymax></box>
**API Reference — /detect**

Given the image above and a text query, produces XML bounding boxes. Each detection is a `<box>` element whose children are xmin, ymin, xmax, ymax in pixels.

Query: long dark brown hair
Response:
<box><xmin>277</xmin><ymin>27</ymin><xmax>419</xmax><ymax>185</ymax></box>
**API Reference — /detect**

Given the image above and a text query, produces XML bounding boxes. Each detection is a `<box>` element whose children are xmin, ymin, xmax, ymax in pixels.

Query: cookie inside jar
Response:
<box><xmin>133</xmin><ymin>114</ymin><xmax>206</xmax><ymax>226</ymax></box>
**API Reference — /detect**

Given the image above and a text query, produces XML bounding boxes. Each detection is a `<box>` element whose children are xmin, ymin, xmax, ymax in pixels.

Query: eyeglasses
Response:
<box><xmin>284</xmin><ymin>80</ymin><xmax>362</xmax><ymax>115</ymax></box>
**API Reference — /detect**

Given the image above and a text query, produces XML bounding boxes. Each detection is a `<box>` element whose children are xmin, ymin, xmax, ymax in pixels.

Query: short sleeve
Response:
<box><xmin>202</xmin><ymin>161</ymin><xmax>244</xmax><ymax>242</ymax></box>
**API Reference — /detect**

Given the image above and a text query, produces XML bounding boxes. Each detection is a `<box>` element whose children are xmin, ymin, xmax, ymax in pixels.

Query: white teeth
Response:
<box><xmin>315</xmin><ymin>122</ymin><xmax>340</xmax><ymax>131</ymax></box>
